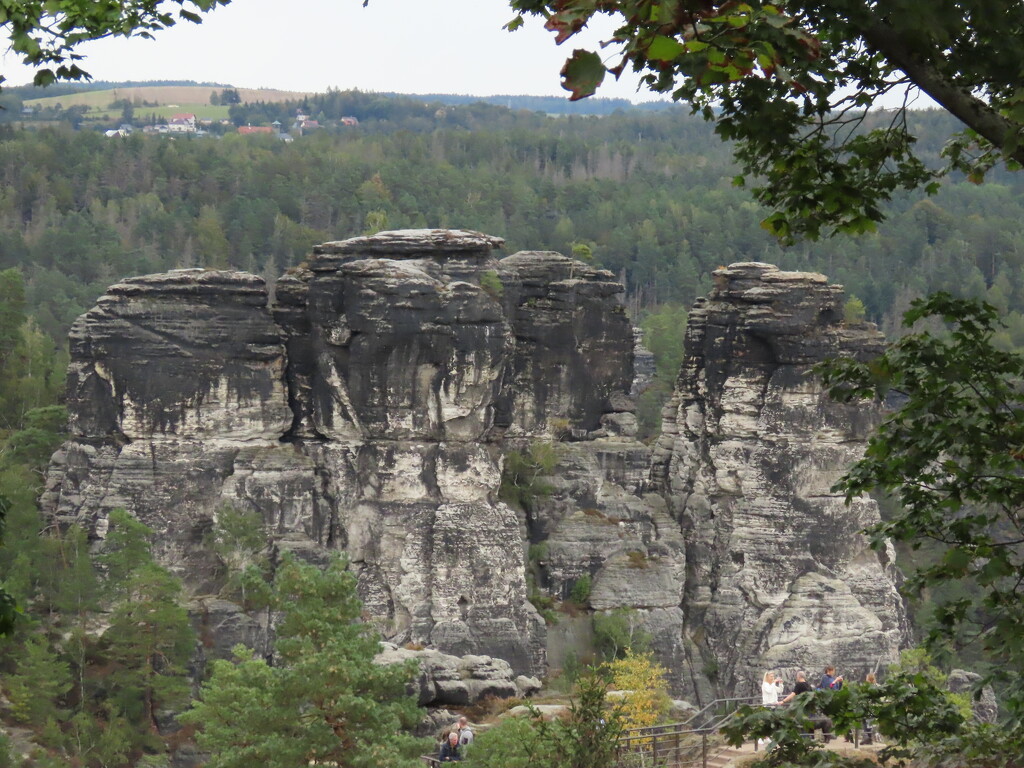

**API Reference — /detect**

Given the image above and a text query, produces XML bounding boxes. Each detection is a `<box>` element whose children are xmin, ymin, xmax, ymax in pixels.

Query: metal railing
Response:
<box><xmin>614</xmin><ymin>696</ymin><xmax>759</xmax><ymax>768</ymax></box>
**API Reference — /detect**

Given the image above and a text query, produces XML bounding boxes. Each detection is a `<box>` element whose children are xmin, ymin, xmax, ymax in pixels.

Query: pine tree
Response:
<box><xmin>4</xmin><ymin>630</ymin><xmax>71</xmax><ymax>724</ymax></box>
<box><xmin>182</xmin><ymin>555</ymin><xmax>426</xmax><ymax>768</ymax></box>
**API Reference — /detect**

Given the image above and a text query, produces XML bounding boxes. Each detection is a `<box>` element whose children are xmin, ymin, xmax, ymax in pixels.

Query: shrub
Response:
<box><xmin>843</xmin><ymin>295</ymin><xmax>867</xmax><ymax>325</ymax></box>
<box><xmin>593</xmin><ymin>609</ymin><xmax>651</xmax><ymax>661</ymax></box>
<box><xmin>480</xmin><ymin>269</ymin><xmax>504</xmax><ymax>300</ymax></box>
<box><xmin>626</xmin><ymin>551</ymin><xmax>648</xmax><ymax>569</ymax></box>
<box><xmin>606</xmin><ymin>649</ymin><xmax>672</xmax><ymax>730</ymax></box>
<box><xmin>569</xmin><ymin>574</ymin><xmax>592</xmax><ymax>607</ymax></box>
<box><xmin>499</xmin><ymin>442</ymin><xmax>559</xmax><ymax>512</ymax></box>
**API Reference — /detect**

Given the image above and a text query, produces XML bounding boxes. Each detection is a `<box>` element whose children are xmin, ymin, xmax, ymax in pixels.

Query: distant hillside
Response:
<box><xmin>384</xmin><ymin>92</ymin><xmax>674</xmax><ymax>115</ymax></box>
<box><xmin>16</xmin><ymin>79</ymin><xmax>671</xmax><ymax>116</ymax></box>
<box><xmin>25</xmin><ymin>85</ymin><xmax>314</xmax><ymax>108</ymax></box>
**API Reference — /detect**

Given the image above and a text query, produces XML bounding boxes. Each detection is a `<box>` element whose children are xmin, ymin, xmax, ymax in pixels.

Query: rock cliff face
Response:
<box><xmin>650</xmin><ymin>263</ymin><xmax>908</xmax><ymax>699</ymax></box>
<box><xmin>43</xmin><ymin>230</ymin><xmax>637</xmax><ymax>677</ymax></box>
<box><xmin>44</xmin><ymin>242</ymin><xmax>907</xmax><ymax>702</ymax></box>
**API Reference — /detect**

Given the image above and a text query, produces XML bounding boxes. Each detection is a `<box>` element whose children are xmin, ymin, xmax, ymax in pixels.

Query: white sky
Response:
<box><xmin>1</xmin><ymin>0</ymin><xmax>662</xmax><ymax>103</ymax></box>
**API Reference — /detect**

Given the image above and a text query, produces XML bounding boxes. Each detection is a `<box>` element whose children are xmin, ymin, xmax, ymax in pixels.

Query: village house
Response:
<box><xmin>167</xmin><ymin>113</ymin><xmax>197</xmax><ymax>133</ymax></box>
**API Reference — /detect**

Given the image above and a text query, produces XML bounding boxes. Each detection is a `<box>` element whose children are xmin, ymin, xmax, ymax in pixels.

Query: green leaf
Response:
<box><xmin>560</xmin><ymin>49</ymin><xmax>605</xmax><ymax>101</ymax></box>
<box><xmin>647</xmin><ymin>35</ymin><xmax>685</xmax><ymax>61</ymax></box>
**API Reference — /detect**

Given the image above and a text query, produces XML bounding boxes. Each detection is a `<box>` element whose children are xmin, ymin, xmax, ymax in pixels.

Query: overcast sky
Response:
<box><xmin>2</xmin><ymin>0</ymin><xmax>662</xmax><ymax>102</ymax></box>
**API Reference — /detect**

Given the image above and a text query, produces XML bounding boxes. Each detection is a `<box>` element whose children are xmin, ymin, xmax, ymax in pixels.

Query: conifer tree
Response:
<box><xmin>183</xmin><ymin>554</ymin><xmax>426</xmax><ymax>768</ymax></box>
<box><xmin>99</xmin><ymin>511</ymin><xmax>194</xmax><ymax>740</ymax></box>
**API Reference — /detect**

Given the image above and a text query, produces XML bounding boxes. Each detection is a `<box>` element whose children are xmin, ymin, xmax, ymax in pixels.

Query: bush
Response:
<box><xmin>569</xmin><ymin>574</ymin><xmax>592</xmax><ymax>607</ymax></box>
<box><xmin>626</xmin><ymin>550</ymin><xmax>648</xmax><ymax>569</ymax></box>
<box><xmin>606</xmin><ymin>650</ymin><xmax>672</xmax><ymax>730</ymax></box>
<box><xmin>593</xmin><ymin>609</ymin><xmax>651</xmax><ymax>661</ymax></box>
<box><xmin>499</xmin><ymin>442</ymin><xmax>558</xmax><ymax>512</ymax></box>
<box><xmin>462</xmin><ymin>714</ymin><xmax>547</xmax><ymax>768</ymax></box>
<box><xmin>480</xmin><ymin>269</ymin><xmax>504</xmax><ymax>299</ymax></box>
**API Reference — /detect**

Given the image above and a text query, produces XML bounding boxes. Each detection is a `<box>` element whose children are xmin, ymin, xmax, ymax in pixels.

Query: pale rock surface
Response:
<box><xmin>375</xmin><ymin>643</ymin><xmax>541</xmax><ymax>707</ymax></box>
<box><xmin>43</xmin><ymin>230</ymin><xmax>639</xmax><ymax>680</ymax></box>
<box><xmin>947</xmin><ymin>669</ymin><xmax>998</xmax><ymax>724</ymax></box>
<box><xmin>43</xmin><ymin>241</ymin><xmax>910</xmax><ymax>712</ymax></box>
<box><xmin>650</xmin><ymin>262</ymin><xmax>908</xmax><ymax>699</ymax></box>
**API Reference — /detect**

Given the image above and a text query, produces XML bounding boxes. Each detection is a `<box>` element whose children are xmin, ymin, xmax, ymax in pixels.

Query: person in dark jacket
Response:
<box><xmin>439</xmin><ymin>731</ymin><xmax>462</xmax><ymax>762</ymax></box>
<box><xmin>819</xmin><ymin>666</ymin><xmax>843</xmax><ymax>690</ymax></box>
<box><xmin>782</xmin><ymin>671</ymin><xmax>834</xmax><ymax>741</ymax></box>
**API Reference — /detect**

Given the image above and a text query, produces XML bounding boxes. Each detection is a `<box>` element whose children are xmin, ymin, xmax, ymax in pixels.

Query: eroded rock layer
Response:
<box><xmin>44</xmin><ymin>230</ymin><xmax>637</xmax><ymax>676</ymax></box>
<box><xmin>651</xmin><ymin>262</ymin><xmax>908</xmax><ymax>699</ymax></box>
<box><xmin>43</xmin><ymin>242</ymin><xmax>908</xmax><ymax>699</ymax></box>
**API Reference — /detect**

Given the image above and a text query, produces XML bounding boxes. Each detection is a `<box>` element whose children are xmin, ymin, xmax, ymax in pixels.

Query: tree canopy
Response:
<box><xmin>0</xmin><ymin>0</ymin><xmax>231</xmax><ymax>88</ymax></box>
<box><xmin>822</xmin><ymin>294</ymin><xmax>1024</xmax><ymax>733</ymax></box>
<box><xmin>509</xmin><ymin>0</ymin><xmax>1024</xmax><ymax>240</ymax></box>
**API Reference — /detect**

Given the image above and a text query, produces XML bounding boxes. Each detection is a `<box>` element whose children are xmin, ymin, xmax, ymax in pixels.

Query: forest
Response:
<box><xmin>1</xmin><ymin>91</ymin><xmax>1023</xmax><ymax>765</ymax></box>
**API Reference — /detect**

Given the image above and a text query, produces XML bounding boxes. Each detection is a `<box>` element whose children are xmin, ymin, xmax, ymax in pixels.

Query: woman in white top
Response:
<box><xmin>761</xmin><ymin>671</ymin><xmax>784</xmax><ymax>705</ymax></box>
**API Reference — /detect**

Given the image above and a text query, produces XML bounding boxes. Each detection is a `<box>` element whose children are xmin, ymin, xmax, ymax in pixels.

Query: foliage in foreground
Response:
<box><xmin>822</xmin><ymin>293</ymin><xmax>1024</xmax><ymax>732</ymax></box>
<box><xmin>182</xmin><ymin>555</ymin><xmax>426</xmax><ymax>768</ymax></box>
<box><xmin>0</xmin><ymin>1</ymin><xmax>230</xmax><ymax>88</ymax></box>
<box><xmin>720</xmin><ymin>293</ymin><xmax>1024</xmax><ymax>762</ymax></box>
<box><xmin>511</xmin><ymin>0</ymin><xmax>1024</xmax><ymax>242</ymax></box>
<box><xmin>464</xmin><ymin>671</ymin><xmax>626</xmax><ymax>768</ymax></box>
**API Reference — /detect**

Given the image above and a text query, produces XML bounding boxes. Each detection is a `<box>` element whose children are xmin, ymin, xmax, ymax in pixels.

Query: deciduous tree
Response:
<box><xmin>0</xmin><ymin>0</ymin><xmax>231</xmax><ymax>88</ymax></box>
<box><xmin>508</xmin><ymin>0</ymin><xmax>1024</xmax><ymax>239</ymax></box>
<box><xmin>818</xmin><ymin>293</ymin><xmax>1024</xmax><ymax>751</ymax></box>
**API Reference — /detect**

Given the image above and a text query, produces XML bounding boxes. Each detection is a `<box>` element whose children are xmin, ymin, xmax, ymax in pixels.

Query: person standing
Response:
<box><xmin>439</xmin><ymin>731</ymin><xmax>462</xmax><ymax>762</ymax></box>
<box><xmin>862</xmin><ymin>672</ymin><xmax>878</xmax><ymax>744</ymax></box>
<box><xmin>761</xmin><ymin>671</ymin><xmax>784</xmax><ymax>705</ymax></box>
<box><xmin>782</xmin><ymin>671</ymin><xmax>834</xmax><ymax>741</ymax></box>
<box><xmin>819</xmin><ymin>666</ymin><xmax>843</xmax><ymax>690</ymax></box>
<box><xmin>455</xmin><ymin>715</ymin><xmax>474</xmax><ymax>747</ymax></box>
<box><xmin>780</xmin><ymin>670</ymin><xmax>813</xmax><ymax>704</ymax></box>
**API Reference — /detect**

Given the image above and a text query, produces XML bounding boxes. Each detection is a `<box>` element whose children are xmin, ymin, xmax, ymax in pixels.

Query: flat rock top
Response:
<box><xmin>714</xmin><ymin>262</ymin><xmax>828</xmax><ymax>284</ymax></box>
<box><xmin>313</xmin><ymin>229</ymin><xmax>505</xmax><ymax>256</ymax></box>
<box><xmin>102</xmin><ymin>269</ymin><xmax>267</xmax><ymax>300</ymax></box>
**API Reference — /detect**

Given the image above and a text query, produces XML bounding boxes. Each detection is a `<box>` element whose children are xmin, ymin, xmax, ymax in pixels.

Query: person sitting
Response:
<box><xmin>439</xmin><ymin>730</ymin><xmax>462</xmax><ymax>762</ymax></box>
<box><xmin>761</xmin><ymin>671</ymin><xmax>784</xmax><ymax>705</ymax></box>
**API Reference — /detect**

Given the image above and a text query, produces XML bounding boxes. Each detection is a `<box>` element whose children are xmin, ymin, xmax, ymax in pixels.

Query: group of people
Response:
<box><xmin>760</xmin><ymin>666</ymin><xmax>878</xmax><ymax>744</ymax></box>
<box><xmin>437</xmin><ymin>716</ymin><xmax>474</xmax><ymax>762</ymax></box>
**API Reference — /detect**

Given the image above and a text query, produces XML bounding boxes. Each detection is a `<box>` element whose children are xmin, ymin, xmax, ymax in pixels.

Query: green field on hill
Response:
<box><xmin>83</xmin><ymin>104</ymin><xmax>231</xmax><ymax>121</ymax></box>
<box><xmin>25</xmin><ymin>85</ymin><xmax>312</xmax><ymax>110</ymax></box>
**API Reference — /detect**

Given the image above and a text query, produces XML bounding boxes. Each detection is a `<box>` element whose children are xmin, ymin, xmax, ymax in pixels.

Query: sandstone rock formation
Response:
<box><xmin>375</xmin><ymin>643</ymin><xmax>542</xmax><ymax>708</ymax></box>
<box><xmin>650</xmin><ymin>262</ymin><xmax>908</xmax><ymax>700</ymax></box>
<box><xmin>44</xmin><ymin>240</ymin><xmax>909</xmax><ymax>705</ymax></box>
<box><xmin>43</xmin><ymin>230</ymin><xmax>637</xmax><ymax>677</ymax></box>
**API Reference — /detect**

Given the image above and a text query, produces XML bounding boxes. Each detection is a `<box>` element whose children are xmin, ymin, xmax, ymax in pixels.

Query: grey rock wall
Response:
<box><xmin>43</xmin><ymin>242</ymin><xmax>908</xmax><ymax>703</ymax></box>
<box><xmin>43</xmin><ymin>230</ymin><xmax>638</xmax><ymax>677</ymax></box>
<box><xmin>650</xmin><ymin>263</ymin><xmax>908</xmax><ymax>700</ymax></box>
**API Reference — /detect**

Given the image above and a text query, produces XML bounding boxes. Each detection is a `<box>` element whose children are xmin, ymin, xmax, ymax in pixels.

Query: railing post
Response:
<box><xmin>702</xmin><ymin>733</ymin><xmax>708</xmax><ymax>768</ymax></box>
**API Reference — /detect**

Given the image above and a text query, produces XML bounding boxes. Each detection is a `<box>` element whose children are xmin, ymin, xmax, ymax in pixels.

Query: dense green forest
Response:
<box><xmin>3</xmin><ymin>98</ymin><xmax>1024</xmax><ymax>439</ymax></box>
<box><xmin>0</xmin><ymin>92</ymin><xmax>1022</xmax><ymax>764</ymax></box>
<box><xmin>3</xmin><ymin>102</ymin><xmax>1024</xmax><ymax>346</ymax></box>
